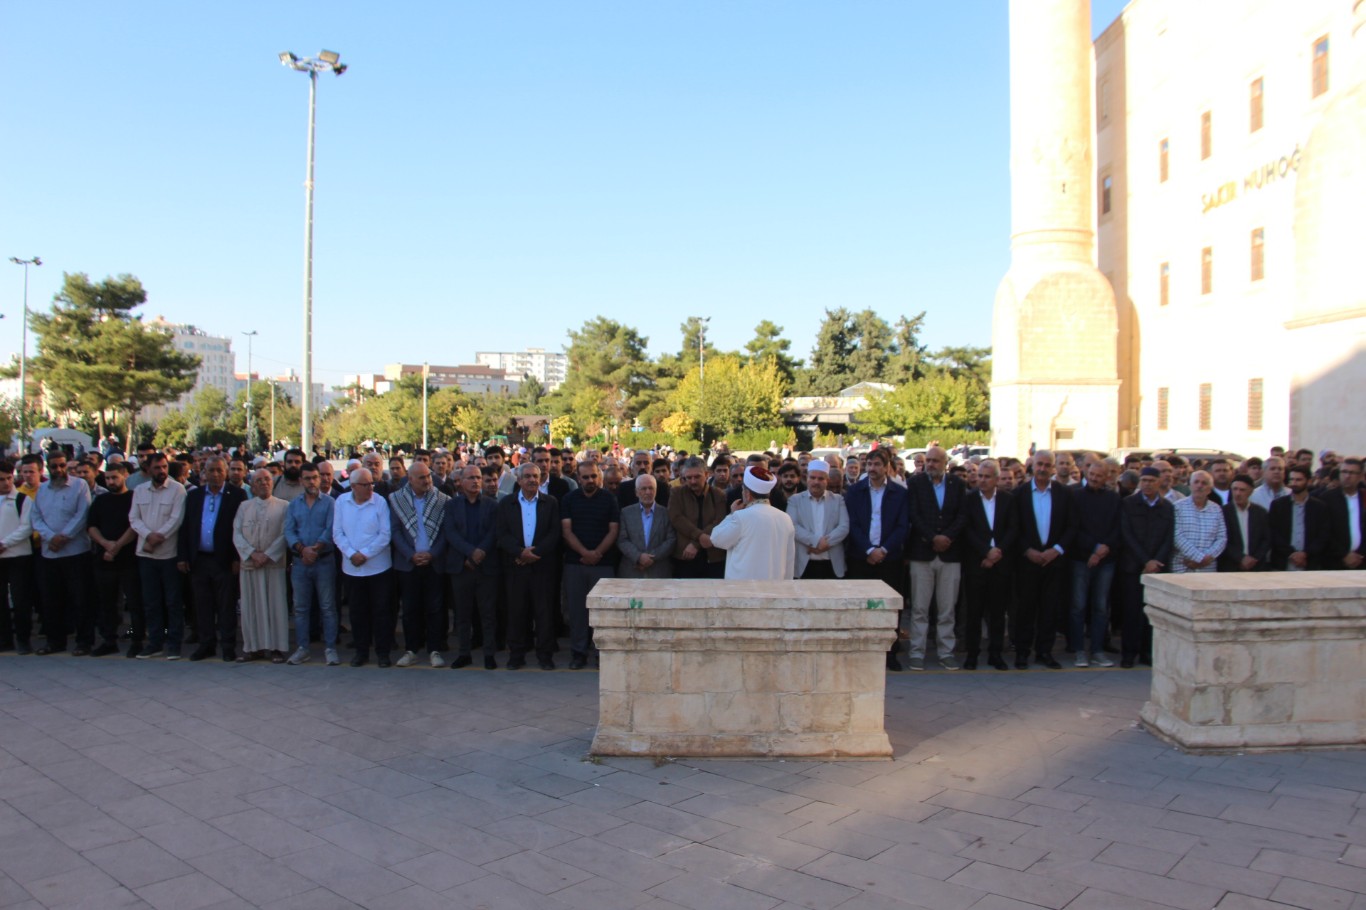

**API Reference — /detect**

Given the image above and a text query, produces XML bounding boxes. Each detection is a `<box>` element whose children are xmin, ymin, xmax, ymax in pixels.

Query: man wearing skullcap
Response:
<box><xmin>708</xmin><ymin>466</ymin><xmax>795</xmax><ymax>581</ymax></box>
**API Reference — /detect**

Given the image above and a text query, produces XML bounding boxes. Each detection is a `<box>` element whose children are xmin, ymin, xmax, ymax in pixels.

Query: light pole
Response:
<box><xmin>8</xmin><ymin>256</ymin><xmax>41</xmax><ymax>452</ymax></box>
<box><xmin>270</xmin><ymin>378</ymin><xmax>276</xmax><ymax>447</ymax></box>
<box><xmin>421</xmin><ymin>362</ymin><xmax>430</xmax><ymax>449</ymax></box>
<box><xmin>243</xmin><ymin>330</ymin><xmax>257</xmax><ymax>451</ymax></box>
<box><xmin>279</xmin><ymin>49</ymin><xmax>347</xmax><ymax>457</ymax></box>
<box><xmin>696</xmin><ymin>316</ymin><xmax>710</xmax><ymax>446</ymax></box>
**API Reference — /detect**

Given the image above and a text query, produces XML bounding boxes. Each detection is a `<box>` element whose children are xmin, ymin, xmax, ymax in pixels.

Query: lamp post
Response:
<box><xmin>8</xmin><ymin>256</ymin><xmax>41</xmax><ymax>452</ymax></box>
<box><xmin>270</xmin><ymin>378</ymin><xmax>276</xmax><ymax>448</ymax></box>
<box><xmin>243</xmin><ymin>330</ymin><xmax>257</xmax><ymax>451</ymax></box>
<box><xmin>279</xmin><ymin>49</ymin><xmax>346</xmax><ymax>458</ymax></box>
<box><xmin>421</xmin><ymin>362</ymin><xmax>430</xmax><ymax>449</ymax></box>
<box><xmin>696</xmin><ymin>316</ymin><xmax>711</xmax><ymax>446</ymax></box>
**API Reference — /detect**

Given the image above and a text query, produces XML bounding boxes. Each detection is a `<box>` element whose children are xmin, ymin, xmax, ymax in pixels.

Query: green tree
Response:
<box><xmin>153</xmin><ymin>409</ymin><xmax>192</xmax><ymax>449</ymax></box>
<box><xmin>663</xmin><ymin>355</ymin><xmax>785</xmax><ymax>442</ymax></box>
<box><xmin>853</xmin><ymin>372</ymin><xmax>989</xmax><ymax>437</ymax></box>
<box><xmin>846</xmin><ymin>309</ymin><xmax>893</xmax><ymax>385</ymax></box>
<box><xmin>885</xmin><ymin>312</ymin><xmax>929</xmax><ymax>385</ymax></box>
<box><xmin>26</xmin><ymin>273</ymin><xmax>199</xmax><ymax>445</ymax></box>
<box><xmin>544</xmin><ymin>318</ymin><xmax>654</xmax><ymax>424</ymax></box>
<box><xmin>927</xmin><ymin>345</ymin><xmax>993</xmax><ymax>402</ymax></box>
<box><xmin>183</xmin><ymin>386</ymin><xmax>231</xmax><ymax>445</ymax></box>
<box><xmin>743</xmin><ymin>320</ymin><xmax>798</xmax><ymax>389</ymax></box>
<box><xmin>518</xmin><ymin>374</ymin><xmax>546</xmax><ymax>407</ymax></box>
<box><xmin>798</xmin><ymin>307</ymin><xmax>856</xmax><ymax>395</ymax></box>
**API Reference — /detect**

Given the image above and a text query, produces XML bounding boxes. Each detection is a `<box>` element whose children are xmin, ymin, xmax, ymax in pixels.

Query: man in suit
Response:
<box><xmin>1323</xmin><ymin>457</ymin><xmax>1366</xmax><ymax>570</ymax></box>
<box><xmin>176</xmin><ymin>455</ymin><xmax>247</xmax><ymax>661</ymax></box>
<box><xmin>1118</xmin><ymin>467</ymin><xmax>1174</xmax><ymax>668</ymax></box>
<box><xmin>442</xmin><ymin>464</ymin><xmax>500</xmax><ymax>668</ymax></box>
<box><xmin>390</xmin><ymin>462</ymin><xmax>450</xmax><ymax>668</ymax></box>
<box><xmin>906</xmin><ymin>446</ymin><xmax>967</xmax><ymax>670</ymax></box>
<box><xmin>495</xmin><ymin>462</ymin><xmax>561</xmax><ymax>670</ymax></box>
<box><xmin>1067</xmin><ymin>459</ymin><xmax>1121</xmax><ymax>668</ymax></box>
<box><xmin>1270</xmin><ymin>464</ymin><xmax>1329</xmax><ymax>571</ymax></box>
<box><xmin>844</xmin><ymin>448</ymin><xmax>910</xmax><ymax>670</ymax></box>
<box><xmin>669</xmin><ymin>456</ymin><xmax>728</xmax><ymax>579</ymax></box>
<box><xmin>1011</xmin><ymin>450</ymin><xmax>1074</xmax><ymax>669</ymax></box>
<box><xmin>961</xmin><ymin>459</ymin><xmax>1016</xmax><ymax>670</ymax></box>
<box><xmin>1218</xmin><ymin>473</ymin><xmax>1271</xmax><ymax>572</ymax></box>
<box><xmin>788</xmin><ymin>460</ymin><xmax>848</xmax><ymax>580</ymax></box>
<box><xmin>617</xmin><ymin>474</ymin><xmax>675</xmax><ymax>579</ymax></box>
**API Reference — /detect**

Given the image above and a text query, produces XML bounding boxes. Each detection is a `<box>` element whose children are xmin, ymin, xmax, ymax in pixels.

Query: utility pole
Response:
<box><xmin>243</xmin><ymin>330</ymin><xmax>258</xmax><ymax>452</ymax></box>
<box><xmin>8</xmin><ymin>256</ymin><xmax>41</xmax><ymax>452</ymax></box>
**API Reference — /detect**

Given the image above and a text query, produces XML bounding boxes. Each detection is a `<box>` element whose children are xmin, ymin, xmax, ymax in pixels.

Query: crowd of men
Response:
<box><xmin>0</xmin><ymin>439</ymin><xmax>1360</xmax><ymax>675</ymax></box>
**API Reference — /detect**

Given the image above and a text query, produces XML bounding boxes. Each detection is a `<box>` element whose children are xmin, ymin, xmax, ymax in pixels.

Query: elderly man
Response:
<box><xmin>496</xmin><ymin>463</ymin><xmax>561</xmax><ymax>670</ymax></box>
<box><xmin>1010</xmin><ymin>450</ymin><xmax>1074</xmax><ymax>670</ymax></box>
<box><xmin>333</xmin><ymin>467</ymin><xmax>393</xmax><ymax>666</ymax></box>
<box><xmin>1153</xmin><ymin>459</ymin><xmax>1185</xmax><ymax>503</ymax></box>
<box><xmin>1249</xmin><ymin>456</ymin><xmax>1289</xmax><ymax>512</ymax></box>
<box><xmin>391</xmin><ymin>462</ymin><xmax>450</xmax><ymax>668</ymax></box>
<box><xmin>127</xmin><ymin>452</ymin><xmax>186</xmax><ymax>659</ymax></box>
<box><xmin>618</xmin><ymin>474</ymin><xmax>676</xmax><ymax>580</ymax></box>
<box><xmin>176</xmin><ymin>455</ymin><xmax>246</xmax><ymax>662</ymax></box>
<box><xmin>961</xmin><ymin>459</ymin><xmax>1016</xmax><ymax>670</ymax></box>
<box><xmin>285</xmin><ymin>462</ymin><xmax>339</xmax><ymax>665</ymax></box>
<box><xmin>1119</xmin><ymin>467</ymin><xmax>1174</xmax><ymax>667</ymax></box>
<box><xmin>906</xmin><ymin>446</ymin><xmax>967</xmax><ymax>671</ymax></box>
<box><xmin>788</xmin><ymin>460</ymin><xmax>849</xmax><ymax>580</ymax></box>
<box><xmin>1173</xmin><ymin>470</ymin><xmax>1227</xmax><ymax>573</ymax></box>
<box><xmin>443</xmin><ymin>464</ymin><xmax>500</xmax><ymax>668</ymax></box>
<box><xmin>362</xmin><ymin>452</ymin><xmax>392</xmax><ymax>498</ymax></box>
<box><xmin>669</xmin><ymin>456</ymin><xmax>729</xmax><ymax>579</ymax></box>
<box><xmin>709</xmin><ymin>466</ymin><xmax>795</xmax><ymax>581</ymax></box>
<box><xmin>1218</xmin><ymin>473</ymin><xmax>1271</xmax><ymax>573</ymax></box>
<box><xmin>233</xmin><ymin>470</ymin><xmax>290</xmax><ymax>662</ymax></box>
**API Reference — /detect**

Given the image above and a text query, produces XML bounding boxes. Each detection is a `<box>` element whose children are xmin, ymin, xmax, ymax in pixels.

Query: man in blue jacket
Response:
<box><xmin>844</xmin><ymin>448</ymin><xmax>910</xmax><ymax>670</ymax></box>
<box><xmin>442</xmin><ymin>464</ymin><xmax>500</xmax><ymax>669</ymax></box>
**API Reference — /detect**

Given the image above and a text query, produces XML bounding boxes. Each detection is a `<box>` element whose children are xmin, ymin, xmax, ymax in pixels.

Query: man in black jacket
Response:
<box><xmin>1118</xmin><ymin>467</ymin><xmax>1173</xmax><ymax>668</ymax></box>
<box><xmin>495</xmin><ymin>463</ymin><xmax>561</xmax><ymax>670</ymax></box>
<box><xmin>176</xmin><ymin>455</ymin><xmax>247</xmax><ymax>661</ymax></box>
<box><xmin>1322</xmin><ymin>457</ymin><xmax>1365</xmax><ymax>570</ymax></box>
<box><xmin>1217</xmin><ymin>474</ymin><xmax>1271</xmax><ymax>572</ymax></box>
<box><xmin>1067</xmin><ymin>461</ymin><xmax>1121</xmax><ymax>668</ymax></box>
<box><xmin>1011</xmin><ymin>451</ymin><xmax>1075</xmax><ymax>669</ymax></box>
<box><xmin>961</xmin><ymin>460</ymin><xmax>1016</xmax><ymax>670</ymax></box>
<box><xmin>906</xmin><ymin>446</ymin><xmax>967</xmax><ymax>670</ymax></box>
<box><xmin>1269</xmin><ymin>465</ymin><xmax>1329</xmax><ymax>570</ymax></box>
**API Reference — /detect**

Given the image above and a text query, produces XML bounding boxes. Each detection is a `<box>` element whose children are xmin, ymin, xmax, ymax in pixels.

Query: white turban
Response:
<box><xmin>743</xmin><ymin>465</ymin><xmax>777</xmax><ymax>495</ymax></box>
<box><xmin>807</xmin><ymin>460</ymin><xmax>830</xmax><ymax>475</ymax></box>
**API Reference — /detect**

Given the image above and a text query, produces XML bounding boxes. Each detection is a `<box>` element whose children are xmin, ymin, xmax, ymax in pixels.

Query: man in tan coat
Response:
<box><xmin>233</xmin><ymin>469</ymin><xmax>290</xmax><ymax>661</ymax></box>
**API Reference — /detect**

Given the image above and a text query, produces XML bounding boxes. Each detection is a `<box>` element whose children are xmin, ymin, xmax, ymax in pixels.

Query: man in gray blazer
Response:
<box><xmin>788</xmin><ymin>460</ymin><xmax>849</xmax><ymax>579</ymax></box>
<box><xmin>617</xmin><ymin>475</ymin><xmax>676</xmax><ymax>579</ymax></box>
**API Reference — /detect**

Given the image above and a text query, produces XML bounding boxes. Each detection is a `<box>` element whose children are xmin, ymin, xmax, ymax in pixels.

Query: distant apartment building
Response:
<box><xmin>383</xmin><ymin>363</ymin><xmax>521</xmax><ymax>397</ymax></box>
<box><xmin>140</xmin><ymin>318</ymin><xmax>235</xmax><ymax>422</ymax></box>
<box><xmin>475</xmin><ymin>348</ymin><xmax>567</xmax><ymax>390</ymax></box>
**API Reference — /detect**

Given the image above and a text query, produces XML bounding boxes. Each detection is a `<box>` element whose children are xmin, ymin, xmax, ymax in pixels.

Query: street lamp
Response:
<box><xmin>8</xmin><ymin>256</ymin><xmax>41</xmax><ymax>452</ymax></box>
<box><xmin>279</xmin><ymin>49</ymin><xmax>346</xmax><ymax>457</ymax></box>
<box><xmin>243</xmin><ymin>330</ymin><xmax>257</xmax><ymax>451</ymax></box>
<box><xmin>696</xmin><ymin>316</ymin><xmax>711</xmax><ymax>447</ymax></box>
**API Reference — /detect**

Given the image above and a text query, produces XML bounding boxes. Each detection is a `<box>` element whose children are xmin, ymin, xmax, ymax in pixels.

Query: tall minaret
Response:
<box><xmin>991</xmin><ymin>0</ymin><xmax>1119</xmax><ymax>457</ymax></box>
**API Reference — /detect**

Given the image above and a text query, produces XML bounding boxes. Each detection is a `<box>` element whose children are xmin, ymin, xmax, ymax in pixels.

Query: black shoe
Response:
<box><xmin>124</xmin><ymin>642</ymin><xmax>140</xmax><ymax>659</ymax></box>
<box><xmin>539</xmin><ymin>657</ymin><xmax>556</xmax><ymax>671</ymax></box>
<box><xmin>34</xmin><ymin>646</ymin><xmax>64</xmax><ymax>656</ymax></box>
<box><xmin>1138</xmin><ymin>656</ymin><xmax>1152</xmax><ymax>666</ymax></box>
<box><xmin>1037</xmin><ymin>654</ymin><xmax>1062</xmax><ymax>670</ymax></box>
<box><xmin>569</xmin><ymin>653</ymin><xmax>587</xmax><ymax>670</ymax></box>
<box><xmin>70</xmin><ymin>647</ymin><xmax>90</xmax><ymax>657</ymax></box>
<box><xmin>1121</xmin><ymin>657</ymin><xmax>1136</xmax><ymax>669</ymax></box>
<box><xmin>350</xmin><ymin>654</ymin><xmax>368</xmax><ymax>668</ymax></box>
<box><xmin>16</xmin><ymin>641</ymin><xmax>32</xmax><ymax>656</ymax></box>
<box><xmin>484</xmin><ymin>655</ymin><xmax>497</xmax><ymax>670</ymax></box>
<box><xmin>90</xmin><ymin>641</ymin><xmax>119</xmax><ymax>657</ymax></box>
<box><xmin>1014</xmin><ymin>656</ymin><xmax>1029</xmax><ymax>670</ymax></box>
<box><xmin>188</xmin><ymin>646</ymin><xmax>215</xmax><ymax>662</ymax></box>
<box><xmin>886</xmin><ymin>653</ymin><xmax>901</xmax><ymax>672</ymax></box>
<box><xmin>185</xmin><ymin>634</ymin><xmax>200</xmax><ymax>645</ymax></box>
<box><xmin>377</xmin><ymin>654</ymin><xmax>392</xmax><ymax>668</ymax></box>
<box><xmin>220</xmin><ymin>647</ymin><xmax>235</xmax><ymax>662</ymax></box>
<box><xmin>452</xmin><ymin>654</ymin><xmax>472</xmax><ymax>669</ymax></box>
<box><xmin>507</xmin><ymin>653</ymin><xmax>526</xmax><ymax>670</ymax></box>
<box><xmin>963</xmin><ymin>656</ymin><xmax>978</xmax><ymax>671</ymax></box>
<box><xmin>988</xmin><ymin>655</ymin><xmax>1009</xmax><ymax>671</ymax></box>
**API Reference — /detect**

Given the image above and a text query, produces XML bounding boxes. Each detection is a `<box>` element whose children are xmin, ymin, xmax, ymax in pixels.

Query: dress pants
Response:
<box><xmin>93</xmin><ymin>559</ymin><xmax>142</xmax><ymax>646</ymax></box>
<box><xmin>39</xmin><ymin>553</ymin><xmax>92</xmax><ymax>651</ymax></box>
<box><xmin>346</xmin><ymin>570</ymin><xmax>393</xmax><ymax>658</ymax></box>
<box><xmin>1119</xmin><ymin>571</ymin><xmax>1153</xmax><ymax>663</ymax></box>
<box><xmin>450</xmin><ymin>570</ymin><xmax>498</xmax><ymax>657</ymax></box>
<box><xmin>848</xmin><ymin>555</ymin><xmax>906</xmax><ymax>654</ymax></box>
<box><xmin>0</xmin><ymin>555</ymin><xmax>35</xmax><ymax>647</ymax></box>
<box><xmin>909</xmin><ymin>557</ymin><xmax>961</xmax><ymax>660</ymax></box>
<box><xmin>140</xmin><ymin>557</ymin><xmax>185</xmax><ymax>652</ymax></box>
<box><xmin>562</xmin><ymin>563</ymin><xmax>613</xmax><ymax>657</ymax></box>
<box><xmin>672</xmin><ymin>553</ymin><xmax>724</xmax><ymax>579</ymax></box>
<box><xmin>190</xmin><ymin>557</ymin><xmax>238</xmax><ymax>651</ymax></box>
<box><xmin>800</xmin><ymin>560</ymin><xmax>837</xmax><ymax>580</ymax></box>
<box><xmin>1013</xmin><ymin>557</ymin><xmax>1066</xmax><ymax>659</ymax></box>
<box><xmin>397</xmin><ymin>565</ymin><xmax>445</xmax><ymax>653</ymax></box>
<box><xmin>963</xmin><ymin>561</ymin><xmax>1010</xmax><ymax>659</ymax></box>
<box><xmin>505</xmin><ymin>567</ymin><xmax>556</xmax><ymax>659</ymax></box>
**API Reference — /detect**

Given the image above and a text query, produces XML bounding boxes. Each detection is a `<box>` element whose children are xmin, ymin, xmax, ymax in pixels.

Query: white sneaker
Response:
<box><xmin>395</xmin><ymin>650</ymin><xmax>418</xmax><ymax>667</ymax></box>
<box><xmin>1074</xmin><ymin>651</ymin><xmax>1090</xmax><ymax>668</ymax></box>
<box><xmin>287</xmin><ymin>647</ymin><xmax>310</xmax><ymax>665</ymax></box>
<box><xmin>325</xmin><ymin>648</ymin><xmax>340</xmax><ymax>666</ymax></box>
<box><xmin>1093</xmin><ymin>654</ymin><xmax>1116</xmax><ymax>668</ymax></box>
<box><xmin>430</xmin><ymin>651</ymin><xmax>446</xmax><ymax>669</ymax></box>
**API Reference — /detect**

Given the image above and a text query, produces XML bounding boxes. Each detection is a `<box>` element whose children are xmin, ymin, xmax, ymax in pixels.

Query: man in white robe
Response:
<box><xmin>233</xmin><ymin>469</ymin><xmax>290</xmax><ymax>660</ymax></box>
<box><xmin>709</xmin><ymin>465</ymin><xmax>796</xmax><ymax>581</ymax></box>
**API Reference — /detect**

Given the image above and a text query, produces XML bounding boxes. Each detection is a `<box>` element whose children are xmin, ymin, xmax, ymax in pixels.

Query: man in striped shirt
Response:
<box><xmin>1173</xmin><ymin>470</ymin><xmax>1226</xmax><ymax>573</ymax></box>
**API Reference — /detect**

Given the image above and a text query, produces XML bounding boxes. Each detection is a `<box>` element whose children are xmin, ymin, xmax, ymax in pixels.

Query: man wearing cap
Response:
<box><xmin>708</xmin><ymin>466</ymin><xmax>795</xmax><ymax>581</ymax></box>
<box><xmin>787</xmin><ymin>460</ymin><xmax>848</xmax><ymax>580</ymax></box>
<box><xmin>1217</xmin><ymin>474</ymin><xmax>1271</xmax><ymax>573</ymax></box>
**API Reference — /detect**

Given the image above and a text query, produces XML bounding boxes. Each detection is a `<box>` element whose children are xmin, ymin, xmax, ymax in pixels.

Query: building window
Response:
<box><xmin>1200</xmin><ymin>111</ymin><xmax>1212</xmax><ymax>159</ymax></box>
<box><xmin>1101</xmin><ymin>175</ymin><xmax>1113</xmax><ymax>215</ymax></box>
<box><xmin>1199</xmin><ymin>383</ymin><xmax>1213</xmax><ymax>431</ymax></box>
<box><xmin>1201</xmin><ymin>247</ymin><xmax>1213</xmax><ymax>294</ymax></box>
<box><xmin>1248</xmin><ymin>378</ymin><xmax>1264</xmax><ymax>431</ymax></box>
<box><xmin>1251</xmin><ymin>228</ymin><xmax>1265</xmax><ymax>281</ymax></box>
<box><xmin>1099</xmin><ymin>78</ymin><xmax>1110</xmax><ymax>122</ymax></box>
<box><xmin>1159</xmin><ymin>138</ymin><xmax>1169</xmax><ymax>182</ymax></box>
<box><xmin>1160</xmin><ymin>262</ymin><xmax>1170</xmax><ymax>306</ymax></box>
<box><xmin>1250</xmin><ymin>77</ymin><xmax>1264</xmax><ymax>132</ymax></box>
<box><xmin>1312</xmin><ymin>35</ymin><xmax>1330</xmax><ymax>98</ymax></box>
<box><xmin>1157</xmin><ymin>387</ymin><xmax>1169</xmax><ymax>431</ymax></box>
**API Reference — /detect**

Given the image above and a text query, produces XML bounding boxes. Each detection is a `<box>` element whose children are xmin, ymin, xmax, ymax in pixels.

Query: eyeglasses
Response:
<box><xmin>352</xmin><ymin>482</ymin><xmax>373</xmax><ymax>487</ymax></box>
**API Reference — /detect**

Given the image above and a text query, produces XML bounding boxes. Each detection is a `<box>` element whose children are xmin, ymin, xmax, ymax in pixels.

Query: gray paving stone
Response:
<box><xmin>1268</xmin><ymin>877</ymin><xmax>1357</xmax><ymax>909</ymax></box>
<box><xmin>133</xmin><ymin>872</ymin><xmax>237</xmax><ymax>910</ymax></box>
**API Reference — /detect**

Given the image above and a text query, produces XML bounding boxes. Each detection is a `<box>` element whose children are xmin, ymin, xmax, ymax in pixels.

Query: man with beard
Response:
<box><xmin>0</xmin><ymin>461</ymin><xmax>36</xmax><ymax>655</ymax></box>
<box><xmin>362</xmin><ymin>452</ymin><xmax>393</xmax><ymax>498</ymax></box>
<box><xmin>1270</xmin><ymin>465</ymin><xmax>1328</xmax><ymax>571</ymax></box>
<box><xmin>177</xmin><ymin>456</ymin><xmax>246</xmax><ymax>662</ymax></box>
<box><xmin>333</xmin><ymin>467</ymin><xmax>394</xmax><ymax>666</ymax></box>
<box><xmin>775</xmin><ymin>461</ymin><xmax>805</xmax><ymax>507</ymax></box>
<box><xmin>391</xmin><ymin>463</ymin><xmax>450</xmax><ymax>668</ymax></box>
<box><xmin>726</xmin><ymin>454</ymin><xmax>788</xmax><ymax>512</ymax></box>
<box><xmin>496</xmin><ymin>463</ymin><xmax>561</xmax><ymax>670</ymax></box>
<box><xmin>709</xmin><ymin>465</ymin><xmax>795</xmax><ymax>581</ymax></box>
<box><xmin>285</xmin><ymin>461</ymin><xmax>339</xmax><ymax>665</ymax></box>
<box><xmin>228</xmin><ymin>455</ymin><xmax>250</xmax><ymax>490</ymax></box>
<box><xmin>560</xmin><ymin>461</ymin><xmax>620</xmax><ymax>669</ymax></box>
<box><xmin>273</xmin><ymin>448</ymin><xmax>307</xmax><ymax>503</ymax></box>
<box><xmin>443</xmin><ymin>465</ymin><xmax>500</xmax><ymax>669</ymax></box>
<box><xmin>669</xmin><ymin>456</ymin><xmax>728</xmax><ymax>579</ymax></box>
<box><xmin>128</xmin><ymin>453</ymin><xmax>187</xmax><ymax>659</ymax></box>
<box><xmin>906</xmin><ymin>446</ymin><xmax>967</xmax><ymax>671</ymax></box>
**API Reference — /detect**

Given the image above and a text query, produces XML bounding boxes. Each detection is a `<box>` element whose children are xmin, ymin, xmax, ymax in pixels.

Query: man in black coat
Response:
<box><xmin>176</xmin><ymin>455</ymin><xmax>247</xmax><ymax>661</ymax></box>
<box><xmin>495</xmin><ymin>462</ymin><xmax>561</xmax><ymax>670</ymax></box>
<box><xmin>906</xmin><ymin>446</ymin><xmax>967</xmax><ymax>670</ymax></box>
<box><xmin>1011</xmin><ymin>451</ymin><xmax>1075</xmax><ymax>669</ymax></box>
<box><xmin>1269</xmin><ymin>465</ymin><xmax>1329</xmax><ymax>570</ymax></box>
<box><xmin>1067</xmin><ymin>461</ymin><xmax>1122</xmax><ymax>668</ymax></box>
<box><xmin>1118</xmin><ymin>467</ymin><xmax>1174</xmax><ymax>668</ymax></box>
<box><xmin>1322</xmin><ymin>457</ymin><xmax>1366</xmax><ymax>570</ymax></box>
<box><xmin>442</xmin><ymin>465</ymin><xmax>501</xmax><ymax>669</ymax></box>
<box><xmin>1217</xmin><ymin>473</ymin><xmax>1271</xmax><ymax>572</ymax></box>
<box><xmin>960</xmin><ymin>459</ymin><xmax>1016</xmax><ymax>670</ymax></box>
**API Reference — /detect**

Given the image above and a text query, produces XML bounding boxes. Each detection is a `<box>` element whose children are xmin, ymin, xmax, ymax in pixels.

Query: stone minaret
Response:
<box><xmin>991</xmin><ymin>0</ymin><xmax>1119</xmax><ymax>457</ymax></box>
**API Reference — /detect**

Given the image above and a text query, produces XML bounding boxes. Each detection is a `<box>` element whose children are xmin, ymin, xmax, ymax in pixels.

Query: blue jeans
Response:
<box><xmin>1068</xmin><ymin>559</ymin><xmax>1116</xmax><ymax>654</ymax></box>
<box><xmin>140</xmin><ymin>557</ymin><xmax>185</xmax><ymax>651</ymax></box>
<box><xmin>291</xmin><ymin>560</ymin><xmax>338</xmax><ymax>647</ymax></box>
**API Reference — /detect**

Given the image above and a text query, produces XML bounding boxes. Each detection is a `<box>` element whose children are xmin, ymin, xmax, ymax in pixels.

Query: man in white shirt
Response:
<box><xmin>332</xmin><ymin>467</ymin><xmax>394</xmax><ymax>667</ymax></box>
<box><xmin>0</xmin><ymin>461</ymin><xmax>35</xmax><ymax>654</ymax></box>
<box><xmin>788</xmin><ymin>460</ymin><xmax>849</xmax><ymax>580</ymax></box>
<box><xmin>709</xmin><ymin>466</ymin><xmax>795</xmax><ymax>581</ymax></box>
<box><xmin>1249</xmin><ymin>456</ymin><xmax>1290</xmax><ymax>512</ymax></box>
<box><xmin>129</xmin><ymin>452</ymin><xmax>188</xmax><ymax>659</ymax></box>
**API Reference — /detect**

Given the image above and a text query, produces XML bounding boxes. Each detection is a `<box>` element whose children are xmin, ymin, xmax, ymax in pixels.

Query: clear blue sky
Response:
<box><xmin>0</xmin><ymin>1</ymin><xmax>1128</xmax><ymax>389</ymax></box>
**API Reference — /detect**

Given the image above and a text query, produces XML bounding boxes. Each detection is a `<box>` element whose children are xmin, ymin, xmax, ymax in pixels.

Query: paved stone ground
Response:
<box><xmin>0</xmin><ymin>656</ymin><xmax>1363</xmax><ymax>910</ymax></box>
